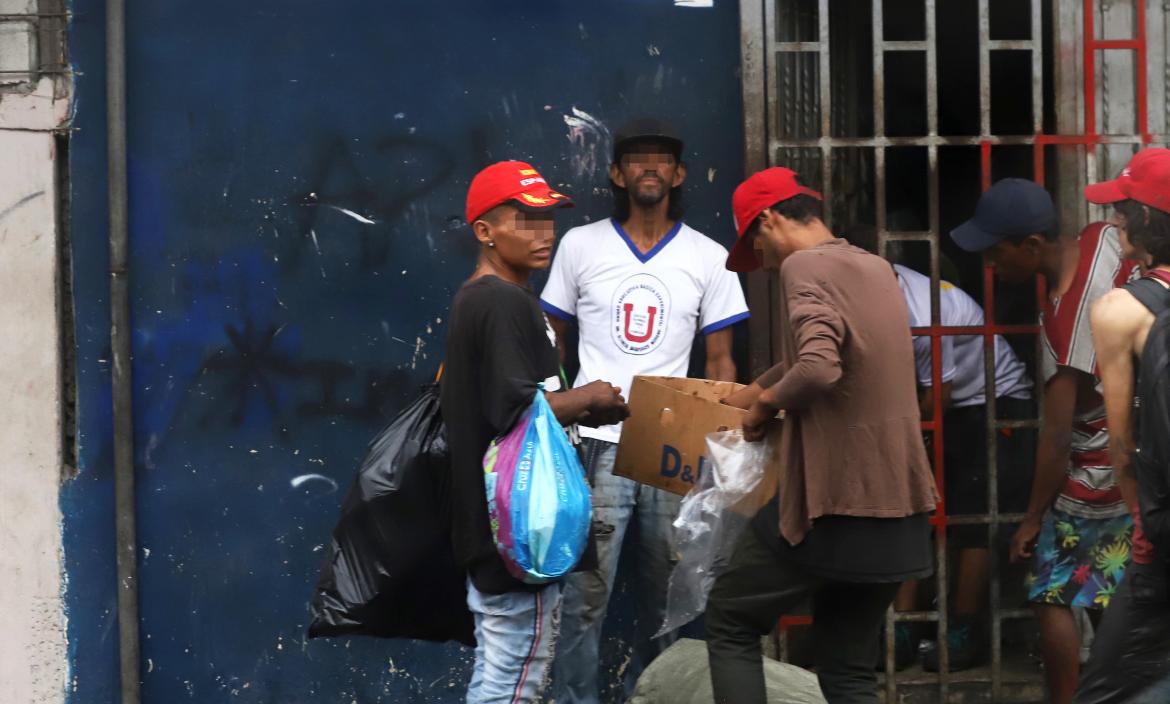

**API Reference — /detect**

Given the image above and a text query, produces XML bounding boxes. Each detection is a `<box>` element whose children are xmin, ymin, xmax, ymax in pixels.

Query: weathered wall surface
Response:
<box><xmin>63</xmin><ymin>1</ymin><xmax>745</xmax><ymax>702</ymax></box>
<box><xmin>0</xmin><ymin>74</ymin><xmax>71</xmax><ymax>703</ymax></box>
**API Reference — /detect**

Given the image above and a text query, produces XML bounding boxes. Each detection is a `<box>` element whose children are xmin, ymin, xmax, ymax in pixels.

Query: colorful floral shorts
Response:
<box><xmin>1026</xmin><ymin>507</ymin><xmax>1134</xmax><ymax>609</ymax></box>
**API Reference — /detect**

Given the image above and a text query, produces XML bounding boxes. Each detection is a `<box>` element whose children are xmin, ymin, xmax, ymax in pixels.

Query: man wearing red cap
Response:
<box><xmin>542</xmin><ymin>120</ymin><xmax>749</xmax><ymax>702</ymax></box>
<box><xmin>1073</xmin><ymin>148</ymin><xmax>1170</xmax><ymax>703</ymax></box>
<box><xmin>707</xmin><ymin>167</ymin><xmax>938</xmax><ymax>703</ymax></box>
<box><xmin>441</xmin><ymin>161</ymin><xmax>629</xmax><ymax>703</ymax></box>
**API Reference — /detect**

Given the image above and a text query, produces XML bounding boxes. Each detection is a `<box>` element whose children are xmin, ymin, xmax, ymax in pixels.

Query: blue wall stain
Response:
<box><xmin>65</xmin><ymin>1</ymin><xmax>745</xmax><ymax>701</ymax></box>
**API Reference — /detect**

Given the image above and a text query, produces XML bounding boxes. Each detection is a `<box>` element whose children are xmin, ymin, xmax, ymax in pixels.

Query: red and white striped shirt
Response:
<box><xmin>1042</xmin><ymin>222</ymin><xmax>1141</xmax><ymax>518</ymax></box>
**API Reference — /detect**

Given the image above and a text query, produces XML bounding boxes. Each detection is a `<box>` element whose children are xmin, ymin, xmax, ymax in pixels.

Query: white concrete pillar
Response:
<box><xmin>0</xmin><ymin>74</ymin><xmax>72</xmax><ymax>703</ymax></box>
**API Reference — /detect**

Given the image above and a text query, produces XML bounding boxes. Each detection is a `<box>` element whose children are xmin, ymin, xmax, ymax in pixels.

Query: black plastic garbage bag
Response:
<box><xmin>308</xmin><ymin>383</ymin><xmax>474</xmax><ymax>645</ymax></box>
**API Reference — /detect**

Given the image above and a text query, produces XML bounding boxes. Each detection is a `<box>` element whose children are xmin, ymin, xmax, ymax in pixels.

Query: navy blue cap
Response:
<box><xmin>950</xmin><ymin>178</ymin><xmax>1058</xmax><ymax>253</ymax></box>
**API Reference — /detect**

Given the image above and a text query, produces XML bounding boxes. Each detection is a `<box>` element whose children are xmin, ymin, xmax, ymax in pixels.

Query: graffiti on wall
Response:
<box><xmin>63</xmin><ymin>1</ymin><xmax>744</xmax><ymax>701</ymax></box>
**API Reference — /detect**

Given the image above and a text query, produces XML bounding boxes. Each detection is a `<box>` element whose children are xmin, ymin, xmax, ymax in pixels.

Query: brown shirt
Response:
<box><xmin>758</xmin><ymin>238</ymin><xmax>938</xmax><ymax>545</ymax></box>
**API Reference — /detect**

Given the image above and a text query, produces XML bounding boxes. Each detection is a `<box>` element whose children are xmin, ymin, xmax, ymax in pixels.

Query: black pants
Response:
<box><xmin>942</xmin><ymin>397</ymin><xmax>1036</xmax><ymax>548</ymax></box>
<box><xmin>1073</xmin><ymin>561</ymin><xmax>1170</xmax><ymax>704</ymax></box>
<box><xmin>705</xmin><ymin>525</ymin><xmax>899</xmax><ymax>704</ymax></box>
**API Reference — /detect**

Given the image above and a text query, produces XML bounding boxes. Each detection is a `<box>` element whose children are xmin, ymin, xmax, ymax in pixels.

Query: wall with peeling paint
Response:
<box><xmin>63</xmin><ymin>1</ymin><xmax>744</xmax><ymax>701</ymax></box>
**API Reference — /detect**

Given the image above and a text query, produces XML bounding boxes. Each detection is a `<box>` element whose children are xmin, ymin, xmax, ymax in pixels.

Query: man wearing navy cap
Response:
<box><xmin>950</xmin><ymin>178</ymin><xmax>1139</xmax><ymax>704</ymax></box>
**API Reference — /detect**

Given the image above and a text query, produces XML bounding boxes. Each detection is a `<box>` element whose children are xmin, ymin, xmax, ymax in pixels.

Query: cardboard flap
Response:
<box><xmin>630</xmin><ymin>375</ymin><xmax>743</xmax><ymax>405</ymax></box>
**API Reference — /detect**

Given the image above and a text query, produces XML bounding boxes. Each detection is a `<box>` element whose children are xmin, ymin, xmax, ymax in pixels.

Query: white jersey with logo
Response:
<box><xmin>894</xmin><ymin>264</ymin><xmax>1031</xmax><ymax>407</ymax></box>
<box><xmin>540</xmin><ymin>218</ymin><xmax>750</xmax><ymax>443</ymax></box>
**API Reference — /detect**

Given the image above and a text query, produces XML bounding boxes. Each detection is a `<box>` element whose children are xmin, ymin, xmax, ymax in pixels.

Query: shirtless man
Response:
<box><xmin>1073</xmin><ymin>147</ymin><xmax>1170</xmax><ymax>704</ymax></box>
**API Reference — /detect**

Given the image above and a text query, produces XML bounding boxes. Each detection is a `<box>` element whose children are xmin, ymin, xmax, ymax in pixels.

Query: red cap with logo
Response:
<box><xmin>465</xmin><ymin>161</ymin><xmax>574</xmax><ymax>224</ymax></box>
<box><xmin>726</xmin><ymin>167</ymin><xmax>823</xmax><ymax>272</ymax></box>
<box><xmin>1084</xmin><ymin>147</ymin><xmax>1170</xmax><ymax>212</ymax></box>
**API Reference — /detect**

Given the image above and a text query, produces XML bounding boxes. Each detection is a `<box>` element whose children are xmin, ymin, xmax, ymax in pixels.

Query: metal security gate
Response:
<box><xmin>739</xmin><ymin>0</ymin><xmax>1168</xmax><ymax>701</ymax></box>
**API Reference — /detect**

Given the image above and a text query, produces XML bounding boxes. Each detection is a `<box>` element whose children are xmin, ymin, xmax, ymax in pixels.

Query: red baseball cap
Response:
<box><xmin>465</xmin><ymin>161</ymin><xmax>573</xmax><ymax>224</ymax></box>
<box><xmin>727</xmin><ymin>167</ymin><xmax>823</xmax><ymax>272</ymax></box>
<box><xmin>1085</xmin><ymin>147</ymin><xmax>1170</xmax><ymax>212</ymax></box>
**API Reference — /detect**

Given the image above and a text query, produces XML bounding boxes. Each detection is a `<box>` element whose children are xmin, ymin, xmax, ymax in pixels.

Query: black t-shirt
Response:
<box><xmin>440</xmin><ymin>275</ymin><xmax>562</xmax><ymax>594</ymax></box>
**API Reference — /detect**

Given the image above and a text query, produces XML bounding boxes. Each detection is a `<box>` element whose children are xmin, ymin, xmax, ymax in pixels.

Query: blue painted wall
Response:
<box><xmin>64</xmin><ymin>1</ymin><xmax>745</xmax><ymax>701</ymax></box>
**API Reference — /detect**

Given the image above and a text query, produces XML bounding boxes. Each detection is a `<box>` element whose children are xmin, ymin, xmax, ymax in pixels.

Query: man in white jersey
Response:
<box><xmin>542</xmin><ymin>119</ymin><xmax>750</xmax><ymax>702</ymax></box>
<box><xmin>845</xmin><ymin>225</ymin><xmax>1035</xmax><ymax>670</ymax></box>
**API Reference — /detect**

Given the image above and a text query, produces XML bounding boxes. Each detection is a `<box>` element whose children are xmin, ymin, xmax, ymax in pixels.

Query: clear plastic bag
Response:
<box><xmin>656</xmin><ymin>430</ymin><xmax>769</xmax><ymax>637</ymax></box>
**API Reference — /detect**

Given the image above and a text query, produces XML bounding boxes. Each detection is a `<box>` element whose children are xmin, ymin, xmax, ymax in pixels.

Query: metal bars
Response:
<box><xmin>767</xmin><ymin>133</ymin><xmax>1164</xmax><ymax>149</ymax></box>
<box><xmin>750</xmin><ymin>0</ymin><xmax>1074</xmax><ymax>700</ymax></box>
<box><xmin>817</xmin><ymin>0</ymin><xmax>832</xmax><ymax>229</ymax></box>
<box><xmin>0</xmin><ymin>7</ymin><xmax>68</xmax><ymax>79</ymax></box>
<box><xmin>741</xmin><ymin>0</ymin><xmax>772</xmax><ymax>380</ymax></box>
<box><xmin>749</xmin><ymin>0</ymin><xmax>1161</xmax><ymax>699</ymax></box>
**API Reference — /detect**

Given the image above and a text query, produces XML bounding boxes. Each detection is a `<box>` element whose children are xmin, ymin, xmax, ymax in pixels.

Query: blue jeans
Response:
<box><xmin>552</xmin><ymin>438</ymin><xmax>684</xmax><ymax>703</ymax></box>
<box><xmin>466</xmin><ymin>578</ymin><xmax>563</xmax><ymax>704</ymax></box>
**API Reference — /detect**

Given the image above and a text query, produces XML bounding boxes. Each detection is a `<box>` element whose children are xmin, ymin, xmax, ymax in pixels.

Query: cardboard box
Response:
<box><xmin>614</xmin><ymin>376</ymin><xmax>777</xmax><ymax>511</ymax></box>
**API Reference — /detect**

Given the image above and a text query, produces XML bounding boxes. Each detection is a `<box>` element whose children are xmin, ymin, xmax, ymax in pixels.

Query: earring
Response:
<box><xmin>488</xmin><ymin>241</ymin><xmax>496</xmax><ymax>248</ymax></box>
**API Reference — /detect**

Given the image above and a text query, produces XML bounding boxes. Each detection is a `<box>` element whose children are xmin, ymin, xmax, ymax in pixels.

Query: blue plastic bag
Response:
<box><xmin>483</xmin><ymin>387</ymin><xmax>592</xmax><ymax>584</ymax></box>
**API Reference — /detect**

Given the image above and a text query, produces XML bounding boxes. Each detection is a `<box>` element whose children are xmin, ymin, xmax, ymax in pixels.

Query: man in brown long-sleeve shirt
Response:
<box><xmin>705</xmin><ymin>167</ymin><xmax>939</xmax><ymax>704</ymax></box>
